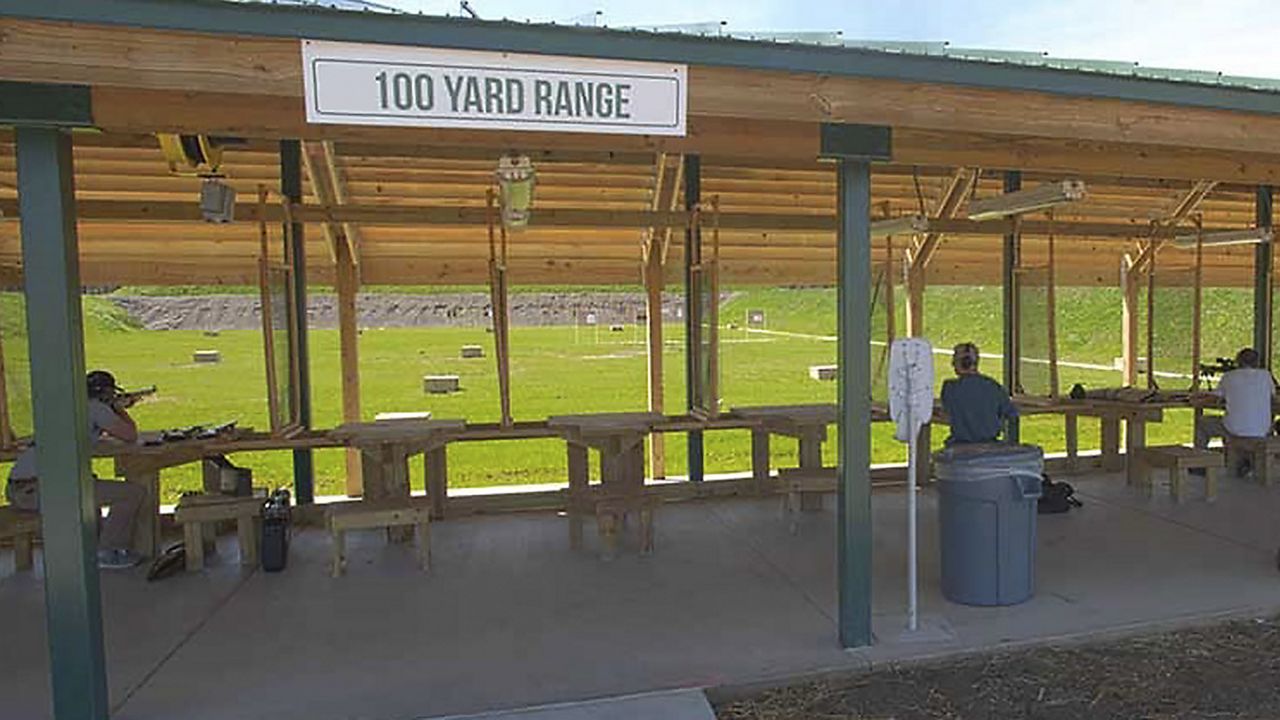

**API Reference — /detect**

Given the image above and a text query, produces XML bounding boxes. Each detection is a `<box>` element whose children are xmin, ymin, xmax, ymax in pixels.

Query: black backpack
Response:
<box><xmin>1039</xmin><ymin>475</ymin><xmax>1083</xmax><ymax>514</ymax></box>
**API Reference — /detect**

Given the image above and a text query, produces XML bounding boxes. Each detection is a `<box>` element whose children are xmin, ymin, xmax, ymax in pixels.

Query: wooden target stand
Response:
<box><xmin>256</xmin><ymin>186</ymin><xmax>304</xmax><ymax>435</ymax></box>
<box><xmin>1012</xmin><ymin>213</ymin><xmax>1061</xmax><ymax>400</ymax></box>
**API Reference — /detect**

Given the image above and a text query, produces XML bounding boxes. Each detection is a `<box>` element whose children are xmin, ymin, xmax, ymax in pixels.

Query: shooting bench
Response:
<box><xmin>1224</xmin><ymin>435</ymin><xmax>1280</xmax><ymax>485</ymax></box>
<box><xmin>174</xmin><ymin>493</ymin><xmax>266</xmax><ymax>571</ymax></box>
<box><xmin>0</xmin><ymin>506</ymin><xmax>40</xmax><ymax>572</ymax></box>
<box><xmin>331</xmin><ymin>419</ymin><xmax>464</xmax><ymax>528</ymax></box>
<box><xmin>327</xmin><ymin>497</ymin><xmax>432</xmax><ymax>577</ymax></box>
<box><xmin>1135</xmin><ymin>445</ymin><xmax>1223</xmax><ymax>502</ymax></box>
<box><xmin>548</xmin><ymin>412</ymin><xmax>663</xmax><ymax>554</ymax></box>
<box><xmin>778</xmin><ymin>466</ymin><xmax>837</xmax><ymax>534</ymax></box>
<box><xmin>595</xmin><ymin>493</ymin><xmax>660</xmax><ymax>559</ymax></box>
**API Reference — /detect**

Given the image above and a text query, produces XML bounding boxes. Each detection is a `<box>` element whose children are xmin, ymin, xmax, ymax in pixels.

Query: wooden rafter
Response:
<box><xmin>321</xmin><ymin>140</ymin><xmax>363</xmax><ymax>269</ymax></box>
<box><xmin>913</xmin><ymin>166</ymin><xmax>978</xmax><ymax>267</ymax></box>
<box><xmin>1131</xmin><ymin>179</ymin><xmax>1218</xmax><ymax>273</ymax></box>
<box><xmin>300</xmin><ymin>140</ymin><xmax>342</xmax><ymax>264</ymax></box>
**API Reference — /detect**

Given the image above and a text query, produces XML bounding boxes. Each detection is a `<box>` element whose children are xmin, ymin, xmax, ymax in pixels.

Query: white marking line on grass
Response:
<box><xmin>746</xmin><ymin>327</ymin><xmax>1193</xmax><ymax>380</ymax></box>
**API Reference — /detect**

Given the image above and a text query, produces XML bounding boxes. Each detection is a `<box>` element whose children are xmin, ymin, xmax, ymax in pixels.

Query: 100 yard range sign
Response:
<box><xmin>302</xmin><ymin>40</ymin><xmax>687</xmax><ymax>136</ymax></box>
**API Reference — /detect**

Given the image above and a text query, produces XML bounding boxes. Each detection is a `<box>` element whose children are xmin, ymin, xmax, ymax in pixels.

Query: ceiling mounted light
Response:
<box><xmin>966</xmin><ymin>180</ymin><xmax>1087</xmax><ymax>221</ymax></box>
<box><xmin>1172</xmin><ymin>227</ymin><xmax>1273</xmax><ymax>249</ymax></box>
<box><xmin>495</xmin><ymin>153</ymin><xmax>536</xmax><ymax>229</ymax></box>
<box><xmin>871</xmin><ymin>214</ymin><xmax>929</xmax><ymax>238</ymax></box>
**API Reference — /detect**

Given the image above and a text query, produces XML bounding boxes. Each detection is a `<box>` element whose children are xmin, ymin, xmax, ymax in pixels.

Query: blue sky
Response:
<box><xmin>377</xmin><ymin>0</ymin><xmax>1280</xmax><ymax>78</ymax></box>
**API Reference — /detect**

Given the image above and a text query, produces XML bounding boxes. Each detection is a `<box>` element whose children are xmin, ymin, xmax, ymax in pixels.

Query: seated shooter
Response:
<box><xmin>1196</xmin><ymin>347</ymin><xmax>1276</xmax><ymax>477</ymax></box>
<box><xmin>5</xmin><ymin>370</ymin><xmax>146</xmax><ymax>569</ymax></box>
<box><xmin>940</xmin><ymin>342</ymin><xmax>1019</xmax><ymax>446</ymax></box>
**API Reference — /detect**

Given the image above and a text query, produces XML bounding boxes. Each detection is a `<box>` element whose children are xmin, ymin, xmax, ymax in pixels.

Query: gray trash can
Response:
<box><xmin>934</xmin><ymin>443</ymin><xmax>1043</xmax><ymax>606</ymax></box>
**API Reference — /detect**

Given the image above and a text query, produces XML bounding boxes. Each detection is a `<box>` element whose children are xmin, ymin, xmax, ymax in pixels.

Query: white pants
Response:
<box><xmin>6</xmin><ymin>477</ymin><xmax>144</xmax><ymax>551</ymax></box>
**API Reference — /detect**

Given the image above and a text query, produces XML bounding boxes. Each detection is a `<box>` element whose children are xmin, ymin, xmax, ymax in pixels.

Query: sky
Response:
<box><xmin>376</xmin><ymin>0</ymin><xmax>1280</xmax><ymax>79</ymax></box>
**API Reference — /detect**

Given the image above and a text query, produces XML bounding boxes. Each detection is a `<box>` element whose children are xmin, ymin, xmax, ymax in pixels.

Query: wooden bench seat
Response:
<box><xmin>595</xmin><ymin>494</ymin><xmax>660</xmax><ymax>559</ymax></box>
<box><xmin>778</xmin><ymin>467</ymin><xmax>837</xmax><ymax>534</ymax></box>
<box><xmin>1225</xmin><ymin>435</ymin><xmax>1280</xmax><ymax>485</ymax></box>
<box><xmin>1137</xmin><ymin>445</ymin><xmax>1224</xmax><ymax>502</ymax></box>
<box><xmin>327</xmin><ymin>498</ymin><xmax>432</xmax><ymax>577</ymax></box>
<box><xmin>174</xmin><ymin>494</ymin><xmax>266</xmax><ymax>571</ymax></box>
<box><xmin>0</xmin><ymin>506</ymin><xmax>40</xmax><ymax>572</ymax></box>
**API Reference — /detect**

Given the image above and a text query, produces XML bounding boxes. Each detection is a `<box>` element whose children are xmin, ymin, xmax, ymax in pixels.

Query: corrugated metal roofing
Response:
<box><xmin>8</xmin><ymin>0</ymin><xmax>1280</xmax><ymax>113</ymax></box>
<box><xmin>700</xmin><ymin>31</ymin><xmax>1280</xmax><ymax>93</ymax></box>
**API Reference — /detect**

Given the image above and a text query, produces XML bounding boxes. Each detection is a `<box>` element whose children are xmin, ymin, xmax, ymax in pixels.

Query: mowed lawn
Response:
<box><xmin>0</xmin><ymin>285</ymin><xmax>1257</xmax><ymax>504</ymax></box>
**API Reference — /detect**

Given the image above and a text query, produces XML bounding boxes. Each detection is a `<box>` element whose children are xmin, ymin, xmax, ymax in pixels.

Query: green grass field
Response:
<box><xmin>0</xmin><ymin>284</ymin><xmax>1259</xmax><ymax>504</ymax></box>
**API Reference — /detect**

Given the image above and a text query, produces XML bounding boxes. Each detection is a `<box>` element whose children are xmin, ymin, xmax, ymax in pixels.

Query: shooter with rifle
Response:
<box><xmin>5</xmin><ymin>370</ymin><xmax>154</xmax><ymax>568</ymax></box>
<box><xmin>1194</xmin><ymin>348</ymin><xmax>1278</xmax><ymax>478</ymax></box>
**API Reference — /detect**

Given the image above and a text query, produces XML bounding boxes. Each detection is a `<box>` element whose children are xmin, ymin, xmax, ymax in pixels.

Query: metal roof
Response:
<box><xmin>3</xmin><ymin>0</ymin><xmax>1280</xmax><ymax>114</ymax></box>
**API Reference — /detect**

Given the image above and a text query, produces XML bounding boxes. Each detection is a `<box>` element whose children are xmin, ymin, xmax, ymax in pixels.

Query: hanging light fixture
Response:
<box><xmin>495</xmin><ymin>153</ymin><xmax>536</xmax><ymax>229</ymax></box>
<box><xmin>1171</xmin><ymin>227</ymin><xmax>1273</xmax><ymax>249</ymax></box>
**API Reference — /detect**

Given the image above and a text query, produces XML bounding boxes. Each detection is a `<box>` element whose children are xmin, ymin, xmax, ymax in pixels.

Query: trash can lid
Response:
<box><xmin>933</xmin><ymin>442</ymin><xmax>1043</xmax><ymax>468</ymax></box>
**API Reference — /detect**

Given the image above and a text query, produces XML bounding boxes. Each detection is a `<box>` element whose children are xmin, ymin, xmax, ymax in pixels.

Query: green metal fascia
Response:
<box><xmin>2</xmin><ymin>0</ymin><xmax>1280</xmax><ymax>115</ymax></box>
<box><xmin>0</xmin><ymin>81</ymin><xmax>92</xmax><ymax>128</ymax></box>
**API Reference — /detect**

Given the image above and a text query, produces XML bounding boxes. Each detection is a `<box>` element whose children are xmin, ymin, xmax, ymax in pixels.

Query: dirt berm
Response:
<box><xmin>110</xmin><ymin>292</ymin><xmax>697</xmax><ymax>331</ymax></box>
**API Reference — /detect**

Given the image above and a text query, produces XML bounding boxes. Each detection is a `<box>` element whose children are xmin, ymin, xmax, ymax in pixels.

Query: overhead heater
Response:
<box><xmin>966</xmin><ymin>179</ymin><xmax>1087</xmax><ymax>221</ymax></box>
<box><xmin>870</xmin><ymin>213</ymin><xmax>930</xmax><ymax>239</ymax></box>
<box><xmin>1172</xmin><ymin>227</ymin><xmax>1274</xmax><ymax>249</ymax></box>
<box><xmin>157</xmin><ymin>133</ymin><xmax>237</xmax><ymax>223</ymax></box>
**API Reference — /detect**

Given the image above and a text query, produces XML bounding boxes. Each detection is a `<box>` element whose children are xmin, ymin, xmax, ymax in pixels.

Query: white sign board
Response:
<box><xmin>302</xmin><ymin>40</ymin><xmax>687</xmax><ymax>136</ymax></box>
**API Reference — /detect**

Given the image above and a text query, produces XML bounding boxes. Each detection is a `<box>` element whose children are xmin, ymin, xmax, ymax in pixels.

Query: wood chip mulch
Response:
<box><xmin>715</xmin><ymin>615</ymin><xmax>1280</xmax><ymax>720</ymax></box>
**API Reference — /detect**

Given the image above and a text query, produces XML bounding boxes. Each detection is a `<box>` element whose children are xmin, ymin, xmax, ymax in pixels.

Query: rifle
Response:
<box><xmin>114</xmin><ymin>385</ymin><xmax>157</xmax><ymax>409</ymax></box>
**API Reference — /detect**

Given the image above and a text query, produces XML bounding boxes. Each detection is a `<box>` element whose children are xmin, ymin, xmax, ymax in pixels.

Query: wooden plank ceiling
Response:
<box><xmin>0</xmin><ymin>132</ymin><xmax>1267</xmax><ymax>288</ymax></box>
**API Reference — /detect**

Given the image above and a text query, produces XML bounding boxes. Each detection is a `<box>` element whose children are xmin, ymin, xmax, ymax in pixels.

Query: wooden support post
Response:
<box><xmin>1146</xmin><ymin>242</ymin><xmax>1157</xmax><ymax>390</ymax></box>
<box><xmin>1046</xmin><ymin>219</ymin><xmax>1059</xmax><ymax>397</ymax></box>
<box><xmin>1064</xmin><ymin>412</ymin><xmax>1079</xmax><ymax>471</ymax></box>
<box><xmin>487</xmin><ymin>189</ymin><xmax>514</xmax><ymax>427</ymax></box>
<box><xmin>1191</xmin><ymin>223</ymin><xmax>1204</xmax><ymax>390</ymax></box>
<box><xmin>750</xmin><ymin>427</ymin><xmax>771</xmax><ymax>494</ymax></box>
<box><xmin>1254</xmin><ymin>187</ymin><xmax>1274</xmax><ymax>366</ymax></box>
<box><xmin>1121</xmin><ymin>255</ymin><xmax>1139</xmax><ymax>386</ymax></box>
<box><xmin>335</xmin><ymin>239</ymin><xmax>364</xmax><ymax>496</ymax></box>
<box><xmin>425</xmin><ymin>446</ymin><xmax>448</xmax><ymax>520</ymax></box>
<box><xmin>905</xmin><ymin>264</ymin><xmax>925</xmax><ymax>337</ymax></box>
<box><xmin>644</xmin><ymin>243</ymin><xmax>666</xmax><ymax>479</ymax></box>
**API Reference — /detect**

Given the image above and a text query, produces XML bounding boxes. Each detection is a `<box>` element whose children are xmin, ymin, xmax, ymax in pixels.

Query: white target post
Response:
<box><xmin>888</xmin><ymin>338</ymin><xmax>934</xmax><ymax>632</ymax></box>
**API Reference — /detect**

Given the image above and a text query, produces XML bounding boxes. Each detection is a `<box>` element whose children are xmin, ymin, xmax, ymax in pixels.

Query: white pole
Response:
<box><xmin>906</xmin><ymin>359</ymin><xmax>919</xmax><ymax>632</ymax></box>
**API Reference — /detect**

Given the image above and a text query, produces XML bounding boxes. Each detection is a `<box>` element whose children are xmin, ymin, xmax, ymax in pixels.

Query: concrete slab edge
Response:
<box><xmin>422</xmin><ymin>687</ymin><xmax>713</xmax><ymax>720</ymax></box>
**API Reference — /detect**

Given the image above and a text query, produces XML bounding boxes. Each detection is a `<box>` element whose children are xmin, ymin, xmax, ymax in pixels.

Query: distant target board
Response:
<box><xmin>302</xmin><ymin>40</ymin><xmax>687</xmax><ymax>136</ymax></box>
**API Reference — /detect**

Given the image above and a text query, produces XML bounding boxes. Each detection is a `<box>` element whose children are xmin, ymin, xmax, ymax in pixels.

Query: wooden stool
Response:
<box><xmin>327</xmin><ymin>499</ymin><xmax>431</xmax><ymax>578</ymax></box>
<box><xmin>595</xmin><ymin>495</ymin><xmax>659</xmax><ymax>559</ymax></box>
<box><xmin>1225</xmin><ymin>436</ymin><xmax>1280</xmax><ymax>485</ymax></box>
<box><xmin>1136</xmin><ymin>445</ymin><xmax>1224</xmax><ymax>502</ymax></box>
<box><xmin>174</xmin><ymin>494</ymin><xmax>265</xmax><ymax>571</ymax></box>
<box><xmin>0</xmin><ymin>506</ymin><xmax>40</xmax><ymax>572</ymax></box>
<box><xmin>779</xmin><ymin>467</ymin><xmax>836</xmax><ymax>534</ymax></box>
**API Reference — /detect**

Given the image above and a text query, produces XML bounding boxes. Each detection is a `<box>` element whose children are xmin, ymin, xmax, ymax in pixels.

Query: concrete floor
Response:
<box><xmin>3</xmin><ymin>470</ymin><xmax>1280</xmax><ymax>720</ymax></box>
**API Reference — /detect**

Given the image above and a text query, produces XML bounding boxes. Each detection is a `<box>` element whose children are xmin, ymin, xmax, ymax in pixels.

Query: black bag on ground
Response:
<box><xmin>1038</xmin><ymin>474</ymin><xmax>1083</xmax><ymax>514</ymax></box>
<box><xmin>146</xmin><ymin>542</ymin><xmax>186</xmax><ymax>582</ymax></box>
<box><xmin>260</xmin><ymin>489</ymin><xmax>292</xmax><ymax>573</ymax></box>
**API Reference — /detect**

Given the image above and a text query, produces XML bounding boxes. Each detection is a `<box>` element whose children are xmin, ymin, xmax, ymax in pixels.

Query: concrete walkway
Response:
<box><xmin>3</xmin><ymin>470</ymin><xmax>1279</xmax><ymax>720</ymax></box>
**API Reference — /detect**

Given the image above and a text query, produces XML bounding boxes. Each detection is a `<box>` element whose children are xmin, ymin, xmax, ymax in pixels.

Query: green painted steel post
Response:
<box><xmin>683</xmin><ymin>154</ymin><xmax>704</xmax><ymax>482</ymax></box>
<box><xmin>1002</xmin><ymin>170</ymin><xmax>1022</xmax><ymax>443</ymax></box>
<box><xmin>281</xmin><ymin>140</ymin><xmax>315</xmax><ymax>503</ymax></box>
<box><xmin>16</xmin><ymin>127</ymin><xmax>109</xmax><ymax>720</ymax></box>
<box><xmin>1254</xmin><ymin>186</ymin><xmax>1273</xmax><ymax>367</ymax></box>
<box><xmin>836</xmin><ymin>158</ymin><xmax>873</xmax><ymax>648</ymax></box>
